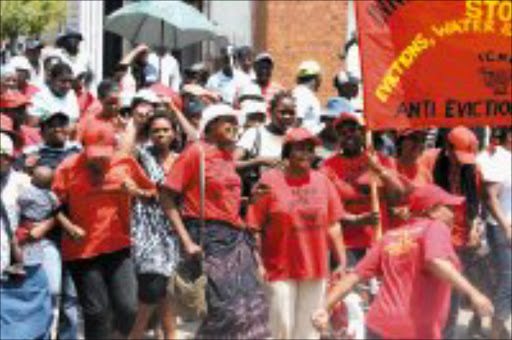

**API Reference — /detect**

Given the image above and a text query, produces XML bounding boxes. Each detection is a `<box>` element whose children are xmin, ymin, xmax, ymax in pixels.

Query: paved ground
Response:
<box><xmin>75</xmin><ymin>308</ymin><xmax>511</xmax><ymax>339</ymax></box>
<box><xmin>174</xmin><ymin>310</ymin><xmax>511</xmax><ymax>339</ymax></box>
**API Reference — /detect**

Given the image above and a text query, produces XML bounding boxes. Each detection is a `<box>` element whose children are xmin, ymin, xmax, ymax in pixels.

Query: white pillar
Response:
<box><xmin>78</xmin><ymin>1</ymin><xmax>104</xmax><ymax>85</ymax></box>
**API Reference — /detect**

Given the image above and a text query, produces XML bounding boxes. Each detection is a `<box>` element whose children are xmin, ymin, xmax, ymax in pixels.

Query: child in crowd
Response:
<box><xmin>16</xmin><ymin>165</ymin><xmax>85</xmax><ymax>251</ymax></box>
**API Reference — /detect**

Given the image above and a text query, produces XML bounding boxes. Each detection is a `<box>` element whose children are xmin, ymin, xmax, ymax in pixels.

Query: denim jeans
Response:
<box><xmin>40</xmin><ymin>239</ymin><xmax>78</xmax><ymax>340</ymax></box>
<box><xmin>67</xmin><ymin>248</ymin><xmax>138</xmax><ymax>340</ymax></box>
<box><xmin>487</xmin><ymin>223</ymin><xmax>512</xmax><ymax>321</ymax></box>
<box><xmin>0</xmin><ymin>265</ymin><xmax>52</xmax><ymax>340</ymax></box>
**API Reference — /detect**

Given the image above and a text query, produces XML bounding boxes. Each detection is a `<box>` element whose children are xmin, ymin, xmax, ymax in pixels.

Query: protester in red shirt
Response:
<box><xmin>0</xmin><ymin>91</ymin><xmax>42</xmax><ymax>154</ymax></box>
<box><xmin>312</xmin><ymin>184</ymin><xmax>494</xmax><ymax>340</ymax></box>
<box><xmin>52</xmin><ymin>119</ymin><xmax>155</xmax><ymax>339</ymax></box>
<box><xmin>160</xmin><ymin>104</ymin><xmax>270</xmax><ymax>339</ymax></box>
<box><xmin>247</xmin><ymin>127</ymin><xmax>346</xmax><ymax>339</ymax></box>
<box><xmin>322</xmin><ymin>112</ymin><xmax>405</xmax><ymax>265</ymax></box>
<box><xmin>420</xmin><ymin>126</ymin><xmax>487</xmax><ymax>339</ymax></box>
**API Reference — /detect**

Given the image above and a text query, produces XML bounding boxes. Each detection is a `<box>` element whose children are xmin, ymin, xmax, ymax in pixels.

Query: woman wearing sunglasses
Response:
<box><xmin>160</xmin><ymin>104</ymin><xmax>270</xmax><ymax>339</ymax></box>
<box><xmin>246</xmin><ymin>127</ymin><xmax>346</xmax><ymax>339</ymax></box>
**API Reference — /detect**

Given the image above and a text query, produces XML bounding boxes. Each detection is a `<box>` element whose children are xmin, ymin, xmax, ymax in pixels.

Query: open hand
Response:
<box><xmin>470</xmin><ymin>292</ymin><xmax>494</xmax><ymax>318</ymax></box>
<box><xmin>312</xmin><ymin>309</ymin><xmax>330</xmax><ymax>335</ymax></box>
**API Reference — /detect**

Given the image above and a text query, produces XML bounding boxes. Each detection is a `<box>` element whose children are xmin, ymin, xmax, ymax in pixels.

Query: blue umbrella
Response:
<box><xmin>104</xmin><ymin>0</ymin><xmax>224</xmax><ymax>49</ymax></box>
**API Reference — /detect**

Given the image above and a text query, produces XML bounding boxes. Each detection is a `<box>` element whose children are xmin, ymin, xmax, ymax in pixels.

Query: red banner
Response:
<box><xmin>356</xmin><ymin>0</ymin><xmax>512</xmax><ymax>130</ymax></box>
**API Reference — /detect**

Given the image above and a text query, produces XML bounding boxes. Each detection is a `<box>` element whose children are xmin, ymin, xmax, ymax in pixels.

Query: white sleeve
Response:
<box><xmin>292</xmin><ymin>88</ymin><xmax>308</xmax><ymax>120</ymax></box>
<box><xmin>27</xmin><ymin>91</ymin><xmax>47</xmax><ymax>118</ymax></box>
<box><xmin>237</xmin><ymin>127</ymin><xmax>258</xmax><ymax>151</ymax></box>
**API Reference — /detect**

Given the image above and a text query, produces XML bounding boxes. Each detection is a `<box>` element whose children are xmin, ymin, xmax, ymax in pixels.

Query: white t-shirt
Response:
<box><xmin>1</xmin><ymin>171</ymin><xmax>31</xmax><ymax>279</ymax></box>
<box><xmin>29</xmin><ymin>84</ymin><xmax>80</xmax><ymax>123</ymax></box>
<box><xmin>237</xmin><ymin>125</ymin><xmax>285</xmax><ymax>159</ymax></box>
<box><xmin>292</xmin><ymin>84</ymin><xmax>322</xmax><ymax>134</ymax></box>
<box><xmin>206</xmin><ymin>69</ymin><xmax>252</xmax><ymax>105</ymax></box>
<box><xmin>148</xmin><ymin>52</ymin><xmax>182</xmax><ymax>92</ymax></box>
<box><xmin>477</xmin><ymin>146</ymin><xmax>512</xmax><ymax>224</ymax></box>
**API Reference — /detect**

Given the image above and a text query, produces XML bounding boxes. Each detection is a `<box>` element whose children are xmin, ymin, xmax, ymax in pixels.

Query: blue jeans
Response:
<box><xmin>487</xmin><ymin>223</ymin><xmax>512</xmax><ymax>321</ymax></box>
<box><xmin>0</xmin><ymin>265</ymin><xmax>52</xmax><ymax>340</ymax></box>
<box><xmin>40</xmin><ymin>239</ymin><xmax>78</xmax><ymax>340</ymax></box>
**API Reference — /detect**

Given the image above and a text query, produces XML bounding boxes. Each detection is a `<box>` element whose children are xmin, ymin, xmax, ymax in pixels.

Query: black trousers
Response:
<box><xmin>68</xmin><ymin>248</ymin><xmax>137</xmax><ymax>340</ymax></box>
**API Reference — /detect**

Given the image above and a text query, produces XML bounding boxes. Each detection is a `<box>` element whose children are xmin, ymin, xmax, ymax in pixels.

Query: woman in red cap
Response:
<box><xmin>52</xmin><ymin>119</ymin><xmax>155</xmax><ymax>339</ymax></box>
<box><xmin>421</xmin><ymin>126</ymin><xmax>487</xmax><ymax>338</ymax></box>
<box><xmin>160</xmin><ymin>104</ymin><xmax>270</xmax><ymax>339</ymax></box>
<box><xmin>247</xmin><ymin>127</ymin><xmax>346</xmax><ymax>339</ymax></box>
<box><xmin>312</xmin><ymin>184</ymin><xmax>494</xmax><ymax>340</ymax></box>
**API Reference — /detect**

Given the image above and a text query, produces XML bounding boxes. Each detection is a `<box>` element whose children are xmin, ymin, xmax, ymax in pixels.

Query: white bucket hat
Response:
<box><xmin>199</xmin><ymin>104</ymin><xmax>239</xmax><ymax>135</ymax></box>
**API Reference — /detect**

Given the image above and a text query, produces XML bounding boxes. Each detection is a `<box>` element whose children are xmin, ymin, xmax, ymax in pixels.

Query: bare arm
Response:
<box><xmin>328</xmin><ymin>222</ymin><xmax>347</xmax><ymax>270</ymax></box>
<box><xmin>165</xmin><ymin>97</ymin><xmax>199</xmax><ymax>142</ymax></box>
<box><xmin>327</xmin><ymin>272</ymin><xmax>362</xmax><ymax>312</ymax></box>
<box><xmin>119</xmin><ymin>44</ymin><xmax>149</xmax><ymax>66</ymax></box>
<box><xmin>427</xmin><ymin>258</ymin><xmax>494</xmax><ymax>317</ymax></box>
<box><xmin>159</xmin><ymin>187</ymin><xmax>202</xmax><ymax>256</ymax></box>
<box><xmin>27</xmin><ymin>218</ymin><xmax>57</xmax><ymax>241</ymax></box>
<box><xmin>484</xmin><ymin>181</ymin><xmax>511</xmax><ymax>240</ymax></box>
<box><xmin>56</xmin><ymin>212</ymin><xmax>86</xmax><ymax>241</ymax></box>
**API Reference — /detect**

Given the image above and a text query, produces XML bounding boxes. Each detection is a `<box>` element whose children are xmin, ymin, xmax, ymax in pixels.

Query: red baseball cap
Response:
<box><xmin>448</xmin><ymin>126</ymin><xmax>478</xmax><ymax>164</ymax></box>
<box><xmin>81</xmin><ymin>119</ymin><xmax>116</xmax><ymax>159</ymax></box>
<box><xmin>284</xmin><ymin>127</ymin><xmax>322</xmax><ymax>146</ymax></box>
<box><xmin>150</xmin><ymin>83</ymin><xmax>184</xmax><ymax>111</ymax></box>
<box><xmin>0</xmin><ymin>91</ymin><xmax>31</xmax><ymax>109</ymax></box>
<box><xmin>409</xmin><ymin>184</ymin><xmax>465</xmax><ymax>212</ymax></box>
<box><xmin>333</xmin><ymin>112</ymin><xmax>365</xmax><ymax>128</ymax></box>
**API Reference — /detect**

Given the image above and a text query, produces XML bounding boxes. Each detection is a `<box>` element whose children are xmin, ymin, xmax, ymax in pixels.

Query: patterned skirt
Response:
<box><xmin>132</xmin><ymin>199</ymin><xmax>180</xmax><ymax>277</ymax></box>
<box><xmin>184</xmin><ymin>220</ymin><xmax>270</xmax><ymax>340</ymax></box>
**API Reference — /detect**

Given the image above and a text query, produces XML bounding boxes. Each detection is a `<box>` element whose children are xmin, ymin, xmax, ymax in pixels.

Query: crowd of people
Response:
<box><xmin>0</xmin><ymin>28</ymin><xmax>511</xmax><ymax>340</ymax></box>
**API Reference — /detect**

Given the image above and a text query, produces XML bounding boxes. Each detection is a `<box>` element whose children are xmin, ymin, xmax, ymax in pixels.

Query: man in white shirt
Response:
<box><xmin>477</xmin><ymin>127</ymin><xmax>512</xmax><ymax>339</ymax></box>
<box><xmin>48</xmin><ymin>29</ymin><xmax>90</xmax><ymax>79</ymax></box>
<box><xmin>29</xmin><ymin>62</ymin><xmax>80</xmax><ymax>125</ymax></box>
<box><xmin>292</xmin><ymin>60</ymin><xmax>323</xmax><ymax>134</ymax></box>
<box><xmin>147</xmin><ymin>47</ymin><xmax>182</xmax><ymax>92</ymax></box>
<box><xmin>206</xmin><ymin>45</ymin><xmax>252</xmax><ymax>105</ymax></box>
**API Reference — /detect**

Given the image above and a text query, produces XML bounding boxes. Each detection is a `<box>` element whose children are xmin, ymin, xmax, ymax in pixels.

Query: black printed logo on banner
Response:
<box><xmin>479</xmin><ymin>67</ymin><xmax>512</xmax><ymax>96</ymax></box>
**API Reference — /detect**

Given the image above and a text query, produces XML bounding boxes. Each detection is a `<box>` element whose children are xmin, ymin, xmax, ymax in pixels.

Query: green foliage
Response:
<box><xmin>0</xmin><ymin>0</ymin><xmax>66</xmax><ymax>40</ymax></box>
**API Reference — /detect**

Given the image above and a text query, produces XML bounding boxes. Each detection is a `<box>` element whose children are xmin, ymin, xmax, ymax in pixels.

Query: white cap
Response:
<box><xmin>297</xmin><ymin>60</ymin><xmax>321</xmax><ymax>78</ymax></box>
<box><xmin>9</xmin><ymin>56</ymin><xmax>32</xmax><ymax>72</ymax></box>
<box><xmin>240</xmin><ymin>100</ymin><xmax>267</xmax><ymax>126</ymax></box>
<box><xmin>241</xmin><ymin>100</ymin><xmax>267</xmax><ymax>115</ymax></box>
<box><xmin>0</xmin><ymin>133</ymin><xmax>14</xmax><ymax>158</ymax></box>
<box><xmin>0</xmin><ymin>64</ymin><xmax>16</xmax><ymax>78</ymax></box>
<box><xmin>133</xmin><ymin>89</ymin><xmax>160</xmax><ymax>105</ymax></box>
<box><xmin>199</xmin><ymin>104</ymin><xmax>239</xmax><ymax>134</ymax></box>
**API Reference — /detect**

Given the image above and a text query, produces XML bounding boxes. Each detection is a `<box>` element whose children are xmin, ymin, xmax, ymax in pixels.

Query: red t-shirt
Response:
<box><xmin>164</xmin><ymin>141</ymin><xmax>244</xmax><ymax>228</ymax></box>
<box><xmin>246</xmin><ymin>169</ymin><xmax>345</xmax><ymax>281</ymax></box>
<box><xmin>21</xmin><ymin>84</ymin><xmax>40</xmax><ymax>99</ymax></box>
<box><xmin>356</xmin><ymin>218</ymin><xmax>460</xmax><ymax>340</ymax></box>
<box><xmin>77</xmin><ymin>90</ymin><xmax>99</xmax><ymax>118</ymax></box>
<box><xmin>322</xmin><ymin>153</ymin><xmax>396</xmax><ymax>249</ymax></box>
<box><xmin>53</xmin><ymin>153</ymin><xmax>155</xmax><ymax>261</ymax></box>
